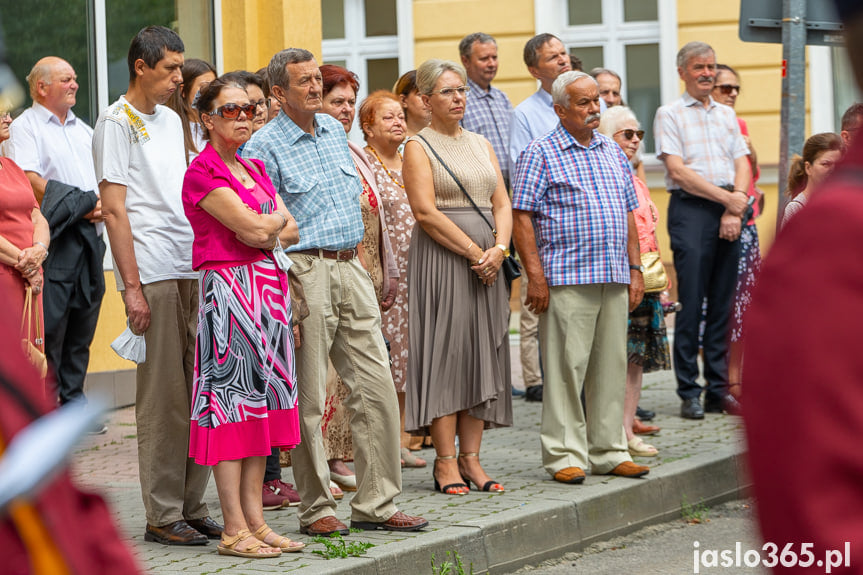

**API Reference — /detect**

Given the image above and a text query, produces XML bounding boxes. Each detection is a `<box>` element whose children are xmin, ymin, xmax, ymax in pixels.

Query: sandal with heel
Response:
<box><xmin>217</xmin><ymin>529</ymin><xmax>281</xmax><ymax>558</ymax></box>
<box><xmin>252</xmin><ymin>524</ymin><xmax>305</xmax><ymax>553</ymax></box>
<box><xmin>458</xmin><ymin>452</ymin><xmax>504</xmax><ymax>493</ymax></box>
<box><xmin>433</xmin><ymin>455</ymin><xmax>469</xmax><ymax>495</ymax></box>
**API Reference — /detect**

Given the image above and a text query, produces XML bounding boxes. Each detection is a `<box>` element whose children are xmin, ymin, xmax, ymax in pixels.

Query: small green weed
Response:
<box><xmin>681</xmin><ymin>495</ymin><xmax>710</xmax><ymax>524</ymax></box>
<box><xmin>431</xmin><ymin>551</ymin><xmax>474</xmax><ymax>575</ymax></box>
<box><xmin>311</xmin><ymin>532</ymin><xmax>374</xmax><ymax>559</ymax></box>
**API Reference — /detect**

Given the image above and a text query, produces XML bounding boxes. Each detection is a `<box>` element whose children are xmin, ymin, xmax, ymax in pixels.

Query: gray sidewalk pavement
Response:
<box><xmin>70</xmin><ymin>339</ymin><xmax>749</xmax><ymax>574</ymax></box>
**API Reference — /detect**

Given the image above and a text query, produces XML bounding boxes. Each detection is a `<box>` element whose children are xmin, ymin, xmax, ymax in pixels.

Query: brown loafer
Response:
<box><xmin>553</xmin><ymin>467</ymin><xmax>586</xmax><ymax>484</ymax></box>
<box><xmin>298</xmin><ymin>515</ymin><xmax>349</xmax><ymax>537</ymax></box>
<box><xmin>604</xmin><ymin>461</ymin><xmax>650</xmax><ymax>478</ymax></box>
<box><xmin>632</xmin><ymin>419</ymin><xmax>661</xmax><ymax>435</ymax></box>
<box><xmin>145</xmin><ymin>520</ymin><xmax>209</xmax><ymax>545</ymax></box>
<box><xmin>351</xmin><ymin>510</ymin><xmax>429</xmax><ymax>532</ymax></box>
<box><xmin>186</xmin><ymin>516</ymin><xmax>223</xmax><ymax>539</ymax></box>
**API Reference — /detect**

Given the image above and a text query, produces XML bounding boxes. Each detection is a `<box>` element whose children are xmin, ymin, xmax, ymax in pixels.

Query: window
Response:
<box><xmin>539</xmin><ymin>0</ymin><xmax>673</xmax><ymax>155</ymax></box>
<box><xmin>1</xmin><ymin>0</ymin><xmax>215</xmax><ymax>124</ymax></box>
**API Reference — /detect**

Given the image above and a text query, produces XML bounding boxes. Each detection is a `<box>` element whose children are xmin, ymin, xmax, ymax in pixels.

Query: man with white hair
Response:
<box><xmin>512</xmin><ymin>70</ymin><xmax>648</xmax><ymax>484</ymax></box>
<box><xmin>9</xmin><ymin>57</ymin><xmax>105</xmax><ymax>415</ymax></box>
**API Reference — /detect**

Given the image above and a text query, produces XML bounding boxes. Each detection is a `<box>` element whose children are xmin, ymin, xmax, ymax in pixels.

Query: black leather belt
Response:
<box><xmin>294</xmin><ymin>248</ymin><xmax>357</xmax><ymax>261</ymax></box>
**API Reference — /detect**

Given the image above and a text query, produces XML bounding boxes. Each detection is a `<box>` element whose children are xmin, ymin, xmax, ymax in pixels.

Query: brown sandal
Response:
<box><xmin>253</xmin><ymin>524</ymin><xmax>305</xmax><ymax>553</ymax></box>
<box><xmin>217</xmin><ymin>529</ymin><xmax>281</xmax><ymax>558</ymax></box>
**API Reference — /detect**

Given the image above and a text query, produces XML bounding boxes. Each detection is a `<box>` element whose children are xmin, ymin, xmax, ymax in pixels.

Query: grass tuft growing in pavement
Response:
<box><xmin>310</xmin><ymin>532</ymin><xmax>374</xmax><ymax>559</ymax></box>
<box><xmin>431</xmin><ymin>551</ymin><xmax>474</xmax><ymax>574</ymax></box>
<box><xmin>681</xmin><ymin>495</ymin><xmax>710</xmax><ymax>524</ymax></box>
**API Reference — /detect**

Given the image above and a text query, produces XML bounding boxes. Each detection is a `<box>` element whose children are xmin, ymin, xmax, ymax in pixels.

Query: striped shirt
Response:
<box><xmin>654</xmin><ymin>92</ymin><xmax>749</xmax><ymax>189</ymax></box>
<box><xmin>512</xmin><ymin>124</ymin><xmax>639</xmax><ymax>287</ymax></box>
<box><xmin>461</xmin><ymin>77</ymin><xmax>513</xmax><ymax>185</ymax></box>
<box><xmin>242</xmin><ymin>112</ymin><xmax>364</xmax><ymax>251</ymax></box>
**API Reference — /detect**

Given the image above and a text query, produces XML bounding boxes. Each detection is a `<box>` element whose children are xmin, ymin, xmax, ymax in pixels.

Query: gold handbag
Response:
<box><xmin>641</xmin><ymin>251</ymin><xmax>668</xmax><ymax>294</ymax></box>
<box><xmin>20</xmin><ymin>286</ymin><xmax>48</xmax><ymax>378</ymax></box>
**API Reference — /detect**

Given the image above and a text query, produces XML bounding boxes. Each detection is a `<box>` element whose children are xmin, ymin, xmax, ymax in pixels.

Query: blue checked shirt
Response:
<box><xmin>461</xmin><ymin>77</ymin><xmax>513</xmax><ymax>185</ymax></box>
<box><xmin>242</xmin><ymin>112</ymin><xmax>364</xmax><ymax>251</ymax></box>
<box><xmin>512</xmin><ymin>124</ymin><xmax>639</xmax><ymax>287</ymax></box>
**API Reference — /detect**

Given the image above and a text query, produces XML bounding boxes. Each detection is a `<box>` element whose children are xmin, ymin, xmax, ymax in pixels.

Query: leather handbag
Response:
<box><xmin>416</xmin><ymin>134</ymin><xmax>522</xmax><ymax>286</ymax></box>
<box><xmin>20</xmin><ymin>286</ymin><xmax>47</xmax><ymax>378</ymax></box>
<box><xmin>641</xmin><ymin>251</ymin><xmax>668</xmax><ymax>293</ymax></box>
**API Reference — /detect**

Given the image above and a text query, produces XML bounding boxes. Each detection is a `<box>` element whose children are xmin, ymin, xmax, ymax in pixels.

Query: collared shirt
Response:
<box><xmin>512</xmin><ymin>124</ymin><xmax>639</xmax><ymax>287</ymax></box>
<box><xmin>509</xmin><ymin>88</ymin><xmax>558</xmax><ymax>174</ymax></box>
<box><xmin>654</xmin><ymin>92</ymin><xmax>749</xmax><ymax>189</ymax></box>
<box><xmin>242</xmin><ymin>111</ymin><xmax>364</xmax><ymax>252</ymax></box>
<box><xmin>461</xmin><ymin>77</ymin><xmax>513</xmax><ymax>185</ymax></box>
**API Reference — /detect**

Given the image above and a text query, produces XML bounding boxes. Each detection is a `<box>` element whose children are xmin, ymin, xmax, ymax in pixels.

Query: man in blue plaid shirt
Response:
<box><xmin>512</xmin><ymin>70</ymin><xmax>648</xmax><ymax>485</ymax></box>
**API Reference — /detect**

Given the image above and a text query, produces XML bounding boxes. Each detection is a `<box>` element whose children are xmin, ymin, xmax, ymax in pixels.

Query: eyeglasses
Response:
<box><xmin>615</xmin><ymin>129</ymin><xmax>644</xmax><ymax>141</ymax></box>
<box><xmin>208</xmin><ymin>103</ymin><xmax>257</xmax><ymax>120</ymax></box>
<box><xmin>431</xmin><ymin>86</ymin><xmax>470</xmax><ymax>97</ymax></box>
<box><xmin>715</xmin><ymin>84</ymin><xmax>741</xmax><ymax>95</ymax></box>
<box><xmin>252</xmin><ymin>99</ymin><xmax>267</xmax><ymax>110</ymax></box>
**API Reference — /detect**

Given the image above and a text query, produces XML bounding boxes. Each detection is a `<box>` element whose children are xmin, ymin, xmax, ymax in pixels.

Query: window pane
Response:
<box><xmin>322</xmin><ymin>0</ymin><xmax>346</xmax><ymax>40</ymax></box>
<box><xmin>324</xmin><ymin>59</ymin><xmax>348</xmax><ymax>68</ymax></box>
<box><xmin>833</xmin><ymin>47</ymin><xmax>863</xmax><ymax>128</ymax></box>
<box><xmin>624</xmin><ymin>0</ymin><xmax>658</xmax><ymax>22</ymax></box>
<box><xmin>625</xmin><ymin>43</ymin><xmax>661</xmax><ymax>154</ymax></box>
<box><xmin>365</xmin><ymin>0</ymin><xmax>398</xmax><ymax>37</ymax></box>
<box><xmin>1</xmin><ymin>0</ymin><xmax>94</xmax><ymax>123</ymax></box>
<box><xmin>569</xmin><ymin>46</ymin><xmax>603</xmax><ymax>73</ymax></box>
<box><xmin>366</xmin><ymin>58</ymin><xmax>399</xmax><ymax>93</ymax></box>
<box><xmin>568</xmin><ymin>0</ymin><xmax>602</xmax><ymax>26</ymax></box>
<box><xmin>106</xmin><ymin>1</ymin><xmax>214</xmax><ymax>106</ymax></box>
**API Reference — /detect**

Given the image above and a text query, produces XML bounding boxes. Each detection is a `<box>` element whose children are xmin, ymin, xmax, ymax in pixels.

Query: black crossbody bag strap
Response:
<box><xmin>416</xmin><ymin>134</ymin><xmax>497</xmax><ymax>237</ymax></box>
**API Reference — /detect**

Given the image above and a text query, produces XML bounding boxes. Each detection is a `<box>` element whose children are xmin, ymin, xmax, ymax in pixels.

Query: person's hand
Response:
<box><xmin>15</xmin><ymin>245</ymin><xmax>47</xmax><ymax>276</ymax></box>
<box><xmin>381</xmin><ymin>277</ymin><xmax>398</xmax><ymax>311</ymax></box>
<box><xmin>470</xmin><ymin>247</ymin><xmax>504</xmax><ymax>287</ymax></box>
<box><xmin>756</xmin><ymin>188</ymin><xmax>765</xmax><ymax>215</ymax></box>
<box><xmin>293</xmin><ymin>324</ymin><xmax>302</xmax><ymax>348</ymax></box>
<box><xmin>124</xmin><ymin>285</ymin><xmax>151</xmax><ymax>335</ymax></box>
<box><xmin>724</xmin><ymin>190</ymin><xmax>748</xmax><ymax>217</ymax></box>
<box><xmin>525</xmin><ymin>275</ymin><xmax>549</xmax><ymax>314</ymax></box>
<box><xmin>84</xmin><ymin>198</ymin><xmax>105</xmax><ymax>223</ymax></box>
<box><xmin>629</xmin><ymin>269</ymin><xmax>645</xmax><ymax>312</ymax></box>
<box><xmin>25</xmin><ymin>271</ymin><xmax>43</xmax><ymax>295</ymax></box>
<box><xmin>719</xmin><ymin>211</ymin><xmax>742</xmax><ymax>241</ymax></box>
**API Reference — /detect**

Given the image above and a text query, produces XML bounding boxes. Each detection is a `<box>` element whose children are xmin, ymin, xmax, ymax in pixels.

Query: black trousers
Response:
<box><xmin>43</xmin><ymin>277</ymin><xmax>105</xmax><ymax>405</ymax></box>
<box><xmin>264</xmin><ymin>448</ymin><xmax>281</xmax><ymax>483</ymax></box>
<box><xmin>667</xmin><ymin>191</ymin><xmax>740</xmax><ymax>402</ymax></box>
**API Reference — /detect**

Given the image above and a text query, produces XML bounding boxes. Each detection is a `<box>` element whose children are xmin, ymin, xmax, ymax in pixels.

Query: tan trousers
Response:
<box><xmin>519</xmin><ymin>276</ymin><xmax>543</xmax><ymax>388</ymax></box>
<box><xmin>288</xmin><ymin>254</ymin><xmax>401</xmax><ymax>526</ymax></box>
<box><xmin>137</xmin><ymin>279</ymin><xmax>210</xmax><ymax>526</ymax></box>
<box><xmin>538</xmin><ymin>283</ymin><xmax>631</xmax><ymax>476</ymax></box>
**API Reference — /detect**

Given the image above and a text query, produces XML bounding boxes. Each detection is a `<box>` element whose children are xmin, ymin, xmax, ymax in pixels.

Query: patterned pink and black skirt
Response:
<box><xmin>189</xmin><ymin>255</ymin><xmax>300</xmax><ymax>466</ymax></box>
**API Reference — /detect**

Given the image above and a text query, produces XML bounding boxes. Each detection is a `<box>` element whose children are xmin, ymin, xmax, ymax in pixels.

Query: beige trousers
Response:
<box><xmin>538</xmin><ymin>283</ymin><xmax>631</xmax><ymax>476</ymax></box>
<box><xmin>137</xmin><ymin>279</ymin><xmax>211</xmax><ymax>527</ymax></box>
<box><xmin>519</xmin><ymin>276</ymin><xmax>543</xmax><ymax>388</ymax></box>
<box><xmin>288</xmin><ymin>254</ymin><xmax>401</xmax><ymax>526</ymax></box>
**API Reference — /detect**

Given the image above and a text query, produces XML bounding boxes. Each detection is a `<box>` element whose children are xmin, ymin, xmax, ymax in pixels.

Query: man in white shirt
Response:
<box><xmin>93</xmin><ymin>25</ymin><xmax>218</xmax><ymax>546</ymax></box>
<box><xmin>9</xmin><ymin>57</ymin><xmax>105</xmax><ymax>412</ymax></box>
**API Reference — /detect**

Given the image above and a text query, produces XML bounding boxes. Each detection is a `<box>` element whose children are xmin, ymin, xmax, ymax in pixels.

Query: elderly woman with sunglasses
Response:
<box><xmin>598</xmin><ymin>106</ymin><xmax>671</xmax><ymax>459</ymax></box>
<box><xmin>403</xmin><ymin>59</ymin><xmax>512</xmax><ymax>495</ymax></box>
<box><xmin>182</xmin><ymin>76</ymin><xmax>304</xmax><ymax>558</ymax></box>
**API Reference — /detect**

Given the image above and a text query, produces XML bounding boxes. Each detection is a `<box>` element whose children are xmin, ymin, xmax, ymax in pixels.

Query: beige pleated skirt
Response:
<box><xmin>405</xmin><ymin>207</ymin><xmax>513</xmax><ymax>433</ymax></box>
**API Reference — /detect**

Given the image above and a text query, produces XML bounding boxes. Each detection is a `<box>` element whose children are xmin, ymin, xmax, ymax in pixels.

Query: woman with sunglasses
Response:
<box><xmin>599</xmin><ymin>106</ymin><xmax>671</xmax><ymax>459</ymax></box>
<box><xmin>182</xmin><ymin>77</ymin><xmax>304</xmax><ymax>558</ymax></box>
<box><xmin>403</xmin><ymin>59</ymin><xmax>512</xmax><ymax>495</ymax></box>
<box><xmin>712</xmin><ymin>64</ymin><xmax>763</xmax><ymax>402</ymax></box>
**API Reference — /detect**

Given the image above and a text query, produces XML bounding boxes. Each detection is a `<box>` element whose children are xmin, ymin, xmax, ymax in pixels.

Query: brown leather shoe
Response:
<box><xmin>351</xmin><ymin>510</ymin><xmax>429</xmax><ymax>532</ymax></box>
<box><xmin>145</xmin><ymin>520</ymin><xmax>209</xmax><ymax>545</ymax></box>
<box><xmin>605</xmin><ymin>461</ymin><xmax>650</xmax><ymax>478</ymax></box>
<box><xmin>632</xmin><ymin>419</ymin><xmax>661</xmax><ymax>435</ymax></box>
<box><xmin>553</xmin><ymin>467</ymin><xmax>586</xmax><ymax>484</ymax></box>
<box><xmin>186</xmin><ymin>516</ymin><xmax>223</xmax><ymax>539</ymax></box>
<box><xmin>299</xmin><ymin>515</ymin><xmax>349</xmax><ymax>537</ymax></box>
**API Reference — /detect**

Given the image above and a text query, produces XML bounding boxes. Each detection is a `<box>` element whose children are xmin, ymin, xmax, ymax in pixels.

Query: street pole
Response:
<box><xmin>776</xmin><ymin>0</ymin><xmax>807</xmax><ymax>228</ymax></box>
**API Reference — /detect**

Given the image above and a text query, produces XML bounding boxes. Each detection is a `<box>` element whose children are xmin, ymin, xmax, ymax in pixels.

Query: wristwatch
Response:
<box><xmin>629</xmin><ymin>264</ymin><xmax>645</xmax><ymax>273</ymax></box>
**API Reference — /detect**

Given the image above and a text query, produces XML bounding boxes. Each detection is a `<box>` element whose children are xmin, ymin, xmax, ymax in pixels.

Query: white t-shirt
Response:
<box><xmin>92</xmin><ymin>96</ymin><xmax>195</xmax><ymax>289</ymax></box>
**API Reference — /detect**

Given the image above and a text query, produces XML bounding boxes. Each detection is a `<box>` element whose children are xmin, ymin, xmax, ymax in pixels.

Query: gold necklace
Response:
<box><xmin>367</xmin><ymin>146</ymin><xmax>404</xmax><ymax>189</ymax></box>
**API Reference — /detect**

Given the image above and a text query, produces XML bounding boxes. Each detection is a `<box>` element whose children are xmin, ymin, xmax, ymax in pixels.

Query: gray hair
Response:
<box><xmin>676</xmin><ymin>41</ymin><xmax>714</xmax><ymax>68</ymax></box>
<box><xmin>551</xmin><ymin>71</ymin><xmax>597</xmax><ymax>107</ymax></box>
<box><xmin>268</xmin><ymin>48</ymin><xmax>316</xmax><ymax>90</ymax></box>
<box><xmin>26</xmin><ymin>60</ymin><xmax>55</xmax><ymax>100</ymax></box>
<box><xmin>590</xmin><ymin>67</ymin><xmax>621</xmax><ymax>82</ymax></box>
<box><xmin>416</xmin><ymin>59</ymin><xmax>467</xmax><ymax>95</ymax></box>
<box><xmin>459</xmin><ymin>33</ymin><xmax>497</xmax><ymax>60</ymax></box>
<box><xmin>598</xmin><ymin>105</ymin><xmax>639</xmax><ymax>137</ymax></box>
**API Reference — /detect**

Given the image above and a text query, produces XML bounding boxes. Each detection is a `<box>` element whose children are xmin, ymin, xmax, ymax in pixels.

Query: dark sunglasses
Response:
<box><xmin>209</xmin><ymin>102</ymin><xmax>257</xmax><ymax>119</ymax></box>
<box><xmin>615</xmin><ymin>129</ymin><xmax>644</xmax><ymax>141</ymax></box>
<box><xmin>715</xmin><ymin>84</ymin><xmax>741</xmax><ymax>95</ymax></box>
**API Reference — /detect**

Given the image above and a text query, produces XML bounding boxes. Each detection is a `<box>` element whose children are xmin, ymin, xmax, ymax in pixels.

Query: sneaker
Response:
<box><xmin>263</xmin><ymin>479</ymin><xmax>300</xmax><ymax>509</ymax></box>
<box><xmin>511</xmin><ymin>386</ymin><xmax>525</xmax><ymax>397</ymax></box>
